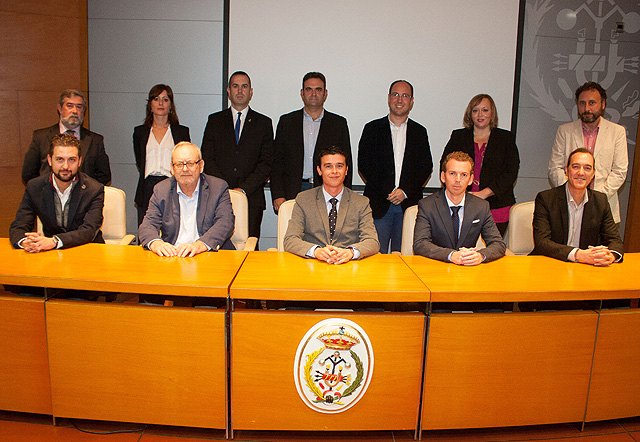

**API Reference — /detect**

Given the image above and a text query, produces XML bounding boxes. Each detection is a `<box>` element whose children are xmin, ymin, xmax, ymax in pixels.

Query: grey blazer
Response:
<box><xmin>284</xmin><ymin>186</ymin><xmax>379</xmax><ymax>258</ymax></box>
<box><xmin>413</xmin><ymin>189</ymin><xmax>505</xmax><ymax>262</ymax></box>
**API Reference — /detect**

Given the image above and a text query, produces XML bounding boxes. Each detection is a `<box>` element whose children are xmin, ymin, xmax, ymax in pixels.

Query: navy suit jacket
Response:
<box><xmin>413</xmin><ymin>189</ymin><xmax>506</xmax><ymax>262</ymax></box>
<box><xmin>442</xmin><ymin>127</ymin><xmax>519</xmax><ymax>210</ymax></box>
<box><xmin>531</xmin><ymin>184</ymin><xmax>623</xmax><ymax>261</ymax></box>
<box><xmin>138</xmin><ymin>173</ymin><xmax>235</xmax><ymax>251</ymax></box>
<box><xmin>271</xmin><ymin>109</ymin><xmax>352</xmax><ymax>202</ymax></box>
<box><xmin>10</xmin><ymin>172</ymin><xmax>105</xmax><ymax>248</ymax></box>
<box><xmin>201</xmin><ymin>108</ymin><xmax>273</xmax><ymax>212</ymax></box>
<box><xmin>358</xmin><ymin>116</ymin><xmax>433</xmax><ymax>219</ymax></box>
<box><xmin>132</xmin><ymin>123</ymin><xmax>191</xmax><ymax>207</ymax></box>
<box><xmin>22</xmin><ymin>124</ymin><xmax>111</xmax><ymax>185</ymax></box>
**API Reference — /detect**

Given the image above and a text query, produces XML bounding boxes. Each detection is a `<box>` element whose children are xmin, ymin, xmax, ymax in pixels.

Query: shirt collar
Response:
<box><xmin>177</xmin><ymin>176</ymin><xmax>201</xmax><ymax>199</ymax></box>
<box><xmin>59</xmin><ymin>121</ymin><xmax>80</xmax><ymax>138</ymax></box>
<box><xmin>565</xmin><ymin>183</ymin><xmax>589</xmax><ymax>208</ymax></box>
<box><xmin>303</xmin><ymin>109</ymin><xmax>324</xmax><ymax>122</ymax></box>
<box><xmin>444</xmin><ymin>190</ymin><xmax>466</xmax><ymax>209</ymax></box>
<box><xmin>388</xmin><ymin>115</ymin><xmax>408</xmax><ymax>128</ymax></box>
<box><xmin>322</xmin><ymin>186</ymin><xmax>344</xmax><ymax>203</ymax></box>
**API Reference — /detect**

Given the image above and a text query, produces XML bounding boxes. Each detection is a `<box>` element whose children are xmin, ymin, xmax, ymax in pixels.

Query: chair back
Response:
<box><xmin>102</xmin><ymin>186</ymin><xmax>135</xmax><ymax>245</ymax></box>
<box><xmin>228</xmin><ymin>189</ymin><xmax>257</xmax><ymax>251</ymax></box>
<box><xmin>505</xmin><ymin>201</ymin><xmax>535</xmax><ymax>255</ymax></box>
<box><xmin>276</xmin><ymin>200</ymin><xmax>296</xmax><ymax>251</ymax></box>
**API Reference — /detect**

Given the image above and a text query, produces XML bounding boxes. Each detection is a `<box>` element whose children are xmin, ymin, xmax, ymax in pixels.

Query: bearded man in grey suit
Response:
<box><xmin>284</xmin><ymin>145</ymin><xmax>379</xmax><ymax>264</ymax></box>
<box><xmin>413</xmin><ymin>151</ymin><xmax>505</xmax><ymax>264</ymax></box>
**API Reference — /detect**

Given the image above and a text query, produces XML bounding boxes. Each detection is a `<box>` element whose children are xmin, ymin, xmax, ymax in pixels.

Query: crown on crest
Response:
<box><xmin>317</xmin><ymin>326</ymin><xmax>360</xmax><ymax>350</ymax></box>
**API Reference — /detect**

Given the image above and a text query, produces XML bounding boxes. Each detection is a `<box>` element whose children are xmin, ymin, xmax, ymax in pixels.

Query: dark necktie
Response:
<box><xmin>329</xmin><ymin>197</ymin><xmax>338</xmax><ymax>240</ymax></box>
<box><xmin>234</xmin><ymin>112</ymin><xmax>241</xmax><ymax>144</ymax></box>
<box><xmin>64</xmin><ymin>129</ymin><xmax>77</xmax><ymax>139</ymax></box>
<box><xmin>451</xmin><ymin>206</ymin><xmax>461</xmax><ymax>244</ymax></box>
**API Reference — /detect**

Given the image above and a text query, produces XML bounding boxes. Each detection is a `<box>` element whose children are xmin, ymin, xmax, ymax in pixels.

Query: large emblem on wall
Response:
<box><xmin>523</xmin><ymin>0</ymin><xmax>639</xmax><ymax>144</ymax></box>
<box><xmin>293</xmin><ymin>318</ymin><xmax>374</xmax><ymax>413</ymax></box>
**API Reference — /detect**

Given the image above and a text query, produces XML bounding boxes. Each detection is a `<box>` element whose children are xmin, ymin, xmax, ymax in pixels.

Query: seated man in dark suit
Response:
<box><xmin>413</xmin><ymin>151</ymin><xmax>505</xmax><ymax>264</ymax></box>
<box><xmin>8</xmin><ymin>134</ymin><xmax>105</xmax><ymax>298</ymax></box>
<box><xmin>284</xmin><ymin>145</ymin><xmax>379</xmax><ymax>264</ymax></box>
<box><xmin>532</xmin><ymin>148</ymin><xmax>623</xmax><ymax>265</ymax></box>
<box><xmin>22</xmin><ymin>89</ymin><xmax>111</xmax><ymax>185</ymax></box>
<box><xmin>139</xmin><ymin>142</ymin><xmax>235</xmax><ymax>257</ymax></box>
<box><xmin>10</xmin><ymin>133</ymin><xmax>105</xmax><ymax>251</ymax></box>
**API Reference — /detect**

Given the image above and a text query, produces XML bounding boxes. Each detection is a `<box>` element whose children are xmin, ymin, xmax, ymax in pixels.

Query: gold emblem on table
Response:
<box><xmin>293</xmin><ymin>318</ymin><xmax>374</xmax><ymax>413</ymax></box>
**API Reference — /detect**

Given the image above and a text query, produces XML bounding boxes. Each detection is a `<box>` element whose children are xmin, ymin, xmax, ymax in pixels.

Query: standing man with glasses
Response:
<box><xmin>22</xmin><ymin>89</ymin><xmax>111</xmax><ymax>185</ymax></box>
<box><xmin>413</xmin><ymin>151</ymin><xmax>505</xmax><ymax>264</ymax></box>
<box><xmin>271</xmin><ymin>72</ymin><xmax>351</xmax><ymax>213</ymax></box>
<box><xmin>358</xmin><ymin>80</ymin><xmax>433</xmax><ymax>253</ymax></box>
<box><xmin>138</xmin><ymin>142</ymin><xmax>235</xmax><ymax>257</ymax></box>
<box><xmin>201</xmin><ymin>71</ymin><xmax>273</xmax><ymax>243</ymax></box>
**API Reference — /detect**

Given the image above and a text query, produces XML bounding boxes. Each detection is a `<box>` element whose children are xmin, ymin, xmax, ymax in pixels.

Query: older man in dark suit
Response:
<box><xmin>413</xmin><ymin>151</ymin><xmax>505</xmax><ymax>264</ymax></box>
<box><xmin>271</xmin><ymin>72</ymin><xmax>351</xmax><ymax>213</ymax></box>
<box><xmin>359</xmin><ymin>79</ymin><xmax>433</xmax><ymax>253</ymax></box>
<box><xmin>11</xmin><ymin>134</ymin><xmax>104</xmax><ymax>251</ymax></box>
<box><xmin>201</xmin><ymin>71</ymin><xmax>273</xmax><ymax>242</ymax></box>
<box><xmin>533</xmin><ymin>148</ymin><xmax>623</xmax><ymax>265</ymax></box>
<box><xmin>284</xmin><ymin>145</ymin><xmax>379</xmax><ymax>264</ymax></box>
<box><xmin>22</xmin><ymin>89</ymin><xmax>111</xmax><ymax>186</ymax></box>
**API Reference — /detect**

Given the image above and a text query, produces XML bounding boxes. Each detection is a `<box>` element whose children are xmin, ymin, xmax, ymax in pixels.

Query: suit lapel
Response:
<box><xmin>557</xmin><ymin>185</ymin><xmax>570</xmax><ymax>244</ymax></box>
<box><xmin>66</xmin><ymin>178</ymin><xmax>84</xmax><ymax>228</ymax></box>
<box><xmin>315</xmin><ymin>187</ymin><xmax>331</xmax><ymax>244</ymax></box>
<box><xmin>334</xmin><ymin>188</ymin><xmax>350</xmax><ymax>242</ymax></box>
<box><xmin>436</xmin><ymin>191</ymin><xmax>457</xmax><ymax>247</ymax></box>
<box><xmin>196</xmin><ymin>176</ymin><xmax>207</xmax><ymax>235</ymax></box>
<box><xmin>458</xmin><ymin>196</ymin><xmax>474</xmax><ymax>246</ymax></box>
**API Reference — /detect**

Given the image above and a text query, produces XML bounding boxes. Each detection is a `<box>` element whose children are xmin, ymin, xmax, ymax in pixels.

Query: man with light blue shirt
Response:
<box><xmin>271</xmin><ymin>72</ymin><xmax>352</xmax><ymax>213</ymax></box>
<box><xmin>413</xmin><ymin>151</ymin><xmax>505</xmax><ymax>264</ymax></box>
<box><xmin>138</xmin><ymin>142</ymin><xmax>235</xmax><ymax>257</ymax></box>
<box><xmin>284</xmin><ymin>146</ymin><xmax>379</xmax><ymax>264</ymax></box>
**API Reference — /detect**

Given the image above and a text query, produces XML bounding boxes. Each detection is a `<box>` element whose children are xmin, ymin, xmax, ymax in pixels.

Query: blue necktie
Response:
<box><xmin>451</xmin><ymin>206</ymin><xmax>461</xmax><ymax>244</ymax></box>
<box><xmin>234</xmin><ymin>112</ymin><xmax>241</xmax><ymax>144</ymax></box>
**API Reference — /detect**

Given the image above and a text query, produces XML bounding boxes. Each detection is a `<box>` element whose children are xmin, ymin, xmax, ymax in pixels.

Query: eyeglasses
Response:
<box><xmin>389</xmin><ymin>92</ymin><xmax>412</xmax><ymax>99</ymax></box>
<box><xmin>172</xmin><ymin>160</ymin><xmax>201</xmax><ymax>169</ymax></box>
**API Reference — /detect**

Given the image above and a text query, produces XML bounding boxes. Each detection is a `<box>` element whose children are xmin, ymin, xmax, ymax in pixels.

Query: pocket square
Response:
<box><xmin>472</xmin><ymin>219</ymin><xmax>480</xmax><ymax>224</ymax></box>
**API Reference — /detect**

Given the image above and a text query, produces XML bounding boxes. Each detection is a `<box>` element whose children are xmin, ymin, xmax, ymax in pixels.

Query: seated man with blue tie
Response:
<box><xmin>413</xmin><ymin>151</ymin><xmax>505</xmax><ymax>264</ymax></box>
<box><xmin>284</xmin><ymin>145</ymin><xmax>379</xmax><ymax>264</ymax></box>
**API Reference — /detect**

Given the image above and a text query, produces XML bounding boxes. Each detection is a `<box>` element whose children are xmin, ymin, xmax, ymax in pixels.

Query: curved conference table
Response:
<box><xmin>0</xmin><ymin>238</ymin><xmax>638</xmax><ymax>437</ymax></box>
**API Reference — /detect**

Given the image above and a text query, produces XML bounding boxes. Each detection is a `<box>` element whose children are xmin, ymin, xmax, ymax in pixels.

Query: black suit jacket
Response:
<box><xmin>358</xmin><ymin>116</ymin><xmax>433</xmax><ymax>219</ymax></box>
<box><xmin>442</xmin><ymin>127</ymin><xmax>519</xmax><ymax>210</ymax></box>
<box><xmin>271</xmin><ymin>109</ymin><xmax>351</xmax><ymax>202</ymax></box>
<box><xmin>22</xmin><ymin>124</ymin><xmax>111</xmax><ymax>185</ymax></box>
<box><xmin>132</xmin><ymin>124</ymin><xmax>191</xmax><ymax>207</ymax></box>
<box><xmin>10</xmin><ymin>172</ymin><xmax>105</xmax><ymax>248</ymax></box>
<box><xmin>413</xmin><ymin>189</ymin><xmax>506</xmax><ymax>262</ymax></box>
<box><xmin>531</xmin><ymin>185</ymin><xmax>624</xmax><ymax>261</ymax></box>
<box><xmin>201</xmin><ymin>108</ymin><xmax>273</xmax><ymax>211</ymax></box>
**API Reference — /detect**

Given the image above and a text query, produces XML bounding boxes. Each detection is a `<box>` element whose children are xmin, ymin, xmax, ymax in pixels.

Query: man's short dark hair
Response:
<box><xmin>575</xmin><ymin>82</ymin><xmax>606</xmax><ymax>102</ymax></box>
<box><xmin>48</xmin><ymin>134</ymin><xmax>81</xmax><ymax>157</ymax></box>
<box><xmin>317</xmin><ymin>145</ymin><xmax>347</xmax><ymax>162</ymax></box>
<box><xmin>388</xmin><ymin>80</ymin><xmax>413</xmax><ymax>97</ymax></box>
<box><xmin>229</xmin><ymin>70</ymin><xmax>251</xmax><ymax>87</ymax></box>
<box><xmin>567</xmin><ymin>147</ymin><xmax>595</xmax><ymax>169</ymax></box>
<box><xmin>302</xmin><ymin>72</ymin><xmax>326</xmax><ymax>89</ymax></box>
<box><xmin>441</xmin><ymin>151</ymin><xmax>474</xmax><ymax>173</ymax></box>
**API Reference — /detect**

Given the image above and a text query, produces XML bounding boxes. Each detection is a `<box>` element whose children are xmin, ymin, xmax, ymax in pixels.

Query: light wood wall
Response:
<box><xmin>624</xmin><ymin>118</ymin><xmax>640</xmax><ymax>252</ymax></box>
<box><xmin>0</xmin><ymin>2</ymin><xmax>88</xmax><ymax>234</ymax></box>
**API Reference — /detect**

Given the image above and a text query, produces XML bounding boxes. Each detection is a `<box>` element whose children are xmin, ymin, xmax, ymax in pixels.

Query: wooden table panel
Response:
<box><xmin>46</xmin><ymin>301</ymin><xmax>226</xmax><ymax>428</ymax></box>
<box><xmin>231</xmin><ymin>310</ymin><xmax>425</xmax><ymax>430</ymax></box>
<box><xmin>0</xmin><ymin>295</ymin><xmax>51</xmax><ymax>414</ymax></box>
<box><xmin>0</xmin><ymin>239</ymin><xmax>247</xmax><ymax>297</ymax></box>
<box><xmin>586</xmin><ymin>309</ymin><xmax>640</xmax><ymax>421</ymax></box>
<box><xmin>231</xmin><ymin>252</ymin><xmax>428</xmax><ymax>302</ymax></box>
<box><xmin>402</xmin><ymin>255</ymin><xmax>640</xmax><ymax>302</ymax></box>
<box><xmin>422</xmin><ymin>311</ymin><xmax>597</xmax><ymax>429</ymax></box>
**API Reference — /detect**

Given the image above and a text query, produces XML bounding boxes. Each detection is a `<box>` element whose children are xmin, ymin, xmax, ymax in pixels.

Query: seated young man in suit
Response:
<box><xmin>413</xmin><ymin>151</ymin><xmax>505</xmax><ymax>264</ymax></box>
<box><xmin>10</xmin><ymin>133</ymin><xmax>105</xmax><ymax>251</ymax></box>
<box><xmin>284</xmin><ymin>145</ymin><xmax>379</xmax><ymax>264</ymax></box>
<box><xmin>532</xmin><ymin>147</ymin><xmax>623</xmax><ymax>265</ymax></box>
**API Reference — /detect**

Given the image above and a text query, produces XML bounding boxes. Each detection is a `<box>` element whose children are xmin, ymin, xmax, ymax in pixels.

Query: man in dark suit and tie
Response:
<box><xmin>284</xmin><ymin>145</ymin><xmax>379</xmax><ymax>264</ymax></box>
<box><xmin>22</xmin><ymin>89</ymin><xmax>111</xmax><ymax>185</ymax></box>
<box><xmin>201</xmin><ymin>71</ymin><xmax>273</xmax><ymax>242</ymax></box>
<box><xmin>532</xmin><ymin>148</ymin><xmax>623</xmax><ymax>265</ymax></box>
<box><xmin>10</xmin><ymin>133</ymin><xmax>105</xmax><ymax>251</ymax></box>
<box><xmin>271</xmin><ymin>72</ymin><xmax>351</xmax><ymax>213</ymax></box>
<box><xmin>413</xmin><ymin>151</ymin><xmax>505</xmax><ymax>264</ymax></box>
<box><xmin>358</xmin><ymin>79</ymin><xmax>433</xmax><ymax>253</ymax></box>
